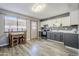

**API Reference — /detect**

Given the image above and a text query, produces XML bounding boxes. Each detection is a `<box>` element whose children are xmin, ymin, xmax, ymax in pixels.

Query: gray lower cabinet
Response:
<box><xmin>47</xmin><ymin>31</ymin><xmax>51</xmax><ymax>39</ymax></box>
<box><xmin>78</xmin><ymin>34</ymin><xmax>79</xmax><ymax>49</ymax></box>
<box><xmin>46</xmin><ymin>31</ymin><xmax>78</xmax><ymax>49</ymax></box>
<box><xmin>47</xmin><ymin>32</ymin><xmax>63</xmax><ymax>42</ymax></box>
<box><xmin>54</xmin><ymin>32</ymin><xmax>61</xmax><ymax>41</ymax></box>
<box><xmin>51</xmin><ymin>32</ymin><xmax>55</xmax><ymax>40</ymax></box>
<box><xmin>63</xmin><ymin>33</ymin><xmax>78</xmax><ymax>49</ymax></box>
<box><xmin>60</xmin><ymin>33</ymin><xmax>63</xmax><ymax>42</ymax></box>
<box><xmin>51</xmin><ymin>32</ymin><xmax>62</xmax><ymax>42</ymax></box>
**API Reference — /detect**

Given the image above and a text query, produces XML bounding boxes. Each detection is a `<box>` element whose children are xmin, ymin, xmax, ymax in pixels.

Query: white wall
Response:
<box><xmin>0</xmin><ymin>14</ymin><xmax>4</xmax><ymax>36</ymax></box>
<box><xmin>0</xmin><ymin>14</ymin><xmax>9</xmax><ymax>46</ymax></box>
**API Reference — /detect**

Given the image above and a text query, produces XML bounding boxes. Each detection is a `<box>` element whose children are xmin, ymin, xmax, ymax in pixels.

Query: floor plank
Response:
<box><xmin>0</xmin><ymin>39</ymin><xmax>78</xmax><ymax>56</ymax></box>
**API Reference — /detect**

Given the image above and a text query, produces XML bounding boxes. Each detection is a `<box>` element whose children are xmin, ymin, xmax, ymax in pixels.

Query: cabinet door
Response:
<box><xmin>55</xmin><ymin>32</ymin><xmax>61</xmax><ymax>41</ymax></box>
<box><xmin>61</xmin><ymin>16</ymin><xmax>70</xmax><ymax>26</ymax></box>
<box><xmin>70</xmin><ymin>10</ymin><xmax>79</xmax><ymax>25</ymax></box>
<box><xmin>47</xmin><ymin>32</ymin><xmax>51</xmax><ymax>39</ymax></box>
<box><xmin>60</xmin><ymin>33</ymin><xmax>63</xmax><ymax>42</ymax></box>
<box><xmin>72</xmin><ymin>34</ymin><xmax>78</xmax><ymax>48</ymax></box>
<box><xmin>78</xmin><ymin>35</ymin><xmax>79</xmax><ymax>49</ymax></box>
<box><xmin>56</xmin><ymin>18</ymin><xmax>62</xmax><ymax>27</ymax></box>
<box><xmin>57</xmin><ymin>18</ymin><xmax>62</xmax><ymax>24</ymax></box>
<box><xmin>63</xmin><ymin>33</ymin><xmax>73</xmax><ymax>47</ymax></box>
<box><xmin>63</xmin><ymin>33</ymin><xmax>78</xmax><ymax>49</ymax></box>
<box><xmin>51</xmin><ymin>32</ymin><xmax>55</xmax><ymax>40</ymax></box>
<box><xmin>52</xmin><ymin>19</ymin><xmax>57</xmax><ymax>27</ymax></box>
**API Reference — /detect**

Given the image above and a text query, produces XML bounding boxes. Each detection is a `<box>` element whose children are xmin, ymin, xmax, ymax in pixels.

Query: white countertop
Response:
<box><xmin>51</xmin><ymin>30</ymin><xmax>79</xmax><ymax>34</ymax></box>
<box><xmin>39</xmin><ymin>30</ymin><xmax>79</xmax><ymax>34</ymax></box>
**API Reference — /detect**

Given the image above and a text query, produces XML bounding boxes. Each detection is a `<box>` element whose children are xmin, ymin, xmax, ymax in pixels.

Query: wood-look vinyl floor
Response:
<box><xmin>0</xmin><ymin>39</ymin><xmax>78</xmax><ymax>56</ymax></box>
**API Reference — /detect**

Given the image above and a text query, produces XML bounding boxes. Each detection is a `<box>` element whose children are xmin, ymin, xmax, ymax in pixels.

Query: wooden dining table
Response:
<box><xmin>8</xmin><ymin>31</ymin><xmax>26</xmax><ymax>47</ymax></box>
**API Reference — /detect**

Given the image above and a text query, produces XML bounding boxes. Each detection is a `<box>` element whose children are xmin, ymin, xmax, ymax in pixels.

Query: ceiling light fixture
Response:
<box><xmin>32</xmin><ymin>3</ymin><xmax>46</xmax><ymax>12</ymax></box>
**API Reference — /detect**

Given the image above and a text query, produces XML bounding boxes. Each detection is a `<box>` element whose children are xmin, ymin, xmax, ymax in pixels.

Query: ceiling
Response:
<box><xmin>0</xmin><ymin>3</ymin><xmax>79</xmax><ymax>19</ymax></box>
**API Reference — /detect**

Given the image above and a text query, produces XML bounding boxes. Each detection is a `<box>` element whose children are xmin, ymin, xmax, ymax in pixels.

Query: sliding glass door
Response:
<box><xmin>31</xmin><ymin>21</ymin><xmax>38</xmax><ymax>39</ymax></box>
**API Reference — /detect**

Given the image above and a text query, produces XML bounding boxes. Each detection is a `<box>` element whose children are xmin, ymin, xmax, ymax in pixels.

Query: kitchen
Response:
<box><xmin>0</xmin><ymin>3</ymin><xmax>79</xmax><ymax>56</ymax></box>
<box><xmin>39</xmin><ymin>11</ymin><xmax>79</xmax><ymax>49</ymax></box>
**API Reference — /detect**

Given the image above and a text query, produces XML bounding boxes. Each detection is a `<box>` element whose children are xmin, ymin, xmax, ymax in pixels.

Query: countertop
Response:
<box><xmin>39</xmin><ymin>30</ymin><xmax>79</xmax><ymax>34</ymax></box>
<box><xmin>51</xmin><ymin>30</ymin><xmax>79</xmax><ymax>34</ymax></box>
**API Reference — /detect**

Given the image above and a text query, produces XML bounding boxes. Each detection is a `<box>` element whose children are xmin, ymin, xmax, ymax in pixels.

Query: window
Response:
<box><xmin>18</xmin><ymin>18</ymin><xmax>26</xmax><ymax>31</ymax></box>
<box><xmin>5</xmin><ymin>16</ymin><xmax>17</xmax><ymax>32</ymax></box>
<box><xmin>5</xmin><ymin>16</ymin><xmax>27</xmax><ymax>32</ymax></box>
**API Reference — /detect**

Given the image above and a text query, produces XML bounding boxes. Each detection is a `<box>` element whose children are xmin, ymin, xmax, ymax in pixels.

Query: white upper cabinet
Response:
<box><xmin>51</xmin><ymin>19</ymin><xmax>57</xmax><ymax>25</ymax></box>
<box><xmin>56</xmin><ymin>18</ymin><xmax>62</xmax><ymax>27</ymax></box>
<box><xmin>41</xmin><ymin>16</ymin><xmax>71</xmax><ymax>27</ymax></box>
<box><xmin>61</xmin><ymin>16</ymin><xmax>70</xmax><ymax>26</ymax></box>
<box><xmin>41</xmin><ymin>12</ymin><xmax>79</xmax><ymax>27</ymax></box>
<box><xmin>57</xmin><ymin>18</ymin><xmax>62</xmax><ymax>24</ymax></box>
<box><xmin>41</xmin><ymin>19</ymin><xmax>57</xmax><ymax>27</ymax></box>
<box><xmin>70</xmin><ymin>10</ymin><xmax>79</xmax><ymax>25</ymax></box>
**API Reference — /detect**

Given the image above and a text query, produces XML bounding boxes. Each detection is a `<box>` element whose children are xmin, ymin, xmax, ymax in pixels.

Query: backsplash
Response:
<box><xmin>41</xmin><ymin>25</ymin><xmax>78</xmax><ymax>32</ymax></box>
<box><xmin>59</xmin><ymin>25</ymin><xmax>78</xmax><ymax>30</ymax></box>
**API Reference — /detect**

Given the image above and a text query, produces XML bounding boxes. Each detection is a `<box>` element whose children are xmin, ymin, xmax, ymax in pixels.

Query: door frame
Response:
<box><xmin>30</xmin><ymin>20</ymin><xmax>38</xmax><ymax>40</ymax></box>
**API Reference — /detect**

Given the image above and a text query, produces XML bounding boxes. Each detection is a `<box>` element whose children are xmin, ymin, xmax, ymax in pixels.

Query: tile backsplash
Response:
<box><xmin>48</xmin><ymin>25</ymin><xmax>78</xmax><ymax>32</ymax></box>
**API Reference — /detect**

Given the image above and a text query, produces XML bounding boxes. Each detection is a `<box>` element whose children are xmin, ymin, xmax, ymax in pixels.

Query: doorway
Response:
<box><xmin>30</xmin><ymin>21</ymin><xmax>38</xmax><ymax>40</ymax></box>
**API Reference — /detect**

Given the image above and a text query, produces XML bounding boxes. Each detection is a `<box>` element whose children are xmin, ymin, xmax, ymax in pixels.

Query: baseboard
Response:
<box><xmin>0</xmin><ymin>43</ymin><xmax>9</xmax><ymax>47</ymax></box>
<box><xmin>31</xmin><ymin>38</ymin><xmax>38</xmax><ymax>40</ymax></box>
<box><xmin>65</xmin><ymin>46</ymin><xmax>78</xmax><ymax>51</ymax></box>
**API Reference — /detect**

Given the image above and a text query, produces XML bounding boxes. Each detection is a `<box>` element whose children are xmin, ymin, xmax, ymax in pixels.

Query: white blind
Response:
<box><xmin>5</xmin><ymin>16</ymin><xmax>17</xmax><ymax>32</ymax></box>
<box><xmin>18</xmin><ymin>18</ymin><xmax>26</xmax><ymax>31</ymax></box>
